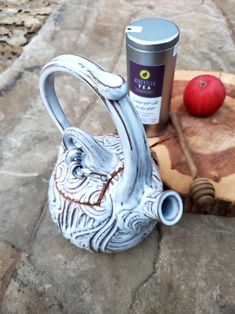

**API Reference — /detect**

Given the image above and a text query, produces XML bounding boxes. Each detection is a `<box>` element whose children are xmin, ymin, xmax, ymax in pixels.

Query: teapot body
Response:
<box><xmin>40</xmin><ymin>55</ymin><xmax>183</xmax><ymax>253</ymax></box>
<box><xmin>49</xmin><ymin>134</ymin><xmax>164</xmax><ymax>252</ymax></box>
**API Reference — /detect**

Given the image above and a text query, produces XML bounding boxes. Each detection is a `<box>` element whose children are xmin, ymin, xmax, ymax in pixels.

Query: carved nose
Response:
<box><xmin>157</xmin><ymin>191</ymin><xmax>183</xmax><ymax>226</ymax></box>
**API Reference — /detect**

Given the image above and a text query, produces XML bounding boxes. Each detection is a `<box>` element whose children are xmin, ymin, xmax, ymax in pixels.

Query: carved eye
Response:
<box><xmin>66</xmin><ymin>148</ymin><xmax>84</xmax><ymax>166</ymax></box>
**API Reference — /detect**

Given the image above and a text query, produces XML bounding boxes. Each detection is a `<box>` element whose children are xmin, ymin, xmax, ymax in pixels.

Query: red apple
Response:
<box><xmin>183</xmin><ymin>74</ymin><xmax>226</xmax><ymax>117</ymax></box>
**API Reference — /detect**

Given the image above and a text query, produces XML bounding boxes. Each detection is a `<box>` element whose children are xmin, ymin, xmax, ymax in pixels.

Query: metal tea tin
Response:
<box><xmin>126</xmin><ymin>18</ymin><xmax>180</xmax><ymax>137</ymax></box>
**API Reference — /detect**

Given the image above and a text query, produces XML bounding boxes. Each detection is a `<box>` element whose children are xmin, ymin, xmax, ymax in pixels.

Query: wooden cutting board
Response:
<box><xmin>149</xmin><ymin>70</ymin><xmax>235</xmax><ymax>216</ymax></box>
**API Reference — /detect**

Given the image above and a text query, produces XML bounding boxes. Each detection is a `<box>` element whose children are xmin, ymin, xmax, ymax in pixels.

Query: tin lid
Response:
<box><xmin>126</xmin><ymin>18</ymin><xmax>179</xmax><ymax>52</ymax></box>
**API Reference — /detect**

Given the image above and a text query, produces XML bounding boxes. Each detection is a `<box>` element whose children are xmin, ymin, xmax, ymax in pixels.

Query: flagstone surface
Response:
<box><xmin>0</xmin><ymin>1</ymin><xmax>235</xmax><ymax>313</ymax></box>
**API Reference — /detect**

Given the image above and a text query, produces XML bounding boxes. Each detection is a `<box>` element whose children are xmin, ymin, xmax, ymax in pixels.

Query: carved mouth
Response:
<box><xmin>54</xmin><ymin>166</ymin><xmax>124</xmax><ymax>206</ymax></box>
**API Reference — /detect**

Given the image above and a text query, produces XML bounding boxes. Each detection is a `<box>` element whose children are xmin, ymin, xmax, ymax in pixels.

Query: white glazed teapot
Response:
<box><xmin>39</xmin><ymin>55</ymin><xmax>183</xmax><ymax>253</ymax></box>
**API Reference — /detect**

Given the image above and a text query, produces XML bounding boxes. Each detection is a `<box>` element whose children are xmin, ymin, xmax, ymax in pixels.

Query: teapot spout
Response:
<box><xmin>149</xmin><ymin>191</ymin><xmax>183</xmax><ymax>226</ymax></box>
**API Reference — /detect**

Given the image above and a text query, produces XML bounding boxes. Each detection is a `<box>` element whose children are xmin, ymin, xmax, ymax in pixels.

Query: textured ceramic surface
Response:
<box><xmin>39</xmin><ymin>55</ymin><xmax>183</xmax><ymax>253</ymax></box>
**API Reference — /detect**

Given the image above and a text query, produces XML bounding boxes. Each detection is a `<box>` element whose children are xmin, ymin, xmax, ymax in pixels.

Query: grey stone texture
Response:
<box><xmin>0</xmin><ymin>0</ymin><xmax>235</xmax><ymax>313</ymax></box>
<box><xmin>0</xmin><ymin>0</ymin><xmax>58</xmax><ymax>73</ymax></box>
<box><xmin>130</xmin><ymin>215</ymin><xmax>235</xmax><ymax>314</ymax></box>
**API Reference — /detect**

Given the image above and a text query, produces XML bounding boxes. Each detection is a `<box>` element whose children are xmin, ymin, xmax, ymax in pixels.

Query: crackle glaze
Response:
<box><xmin>39</xmin><ymin>55</ymin><xmax>183</xmax><ymax>253</ymax></box>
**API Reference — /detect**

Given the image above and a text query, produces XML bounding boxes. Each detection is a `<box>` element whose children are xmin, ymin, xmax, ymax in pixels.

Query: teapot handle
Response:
<box><xmin>39</xmin><ymin>55</ymin><xmax>153</xmax><ymax>205</ymax></box>
<box><xmin>39</xmin><ymin>55</ymin><xmax>128</xmax><ymax>132</ymax></box>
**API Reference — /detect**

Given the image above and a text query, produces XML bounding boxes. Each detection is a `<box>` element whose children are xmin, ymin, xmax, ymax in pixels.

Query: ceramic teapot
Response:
<box><xmin>39</xmin><ymin>55</ymin><xmax>183</xmax><ymax>253</ymax></box>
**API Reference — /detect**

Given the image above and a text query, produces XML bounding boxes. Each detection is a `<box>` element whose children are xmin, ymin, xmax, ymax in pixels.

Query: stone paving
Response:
<box><xmin>0</xmin><ymin>0</ymin><xmax>58</xmax><ymax>73</ymax></box>
<box><xmin>0</xmin><ymin>0</ymin><xmax>235</xmax><ymax>313</ymax></box>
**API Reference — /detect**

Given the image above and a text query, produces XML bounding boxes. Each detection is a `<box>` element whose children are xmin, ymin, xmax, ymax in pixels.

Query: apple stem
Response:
<box><xmin>199</xmin><ymin>80</ymin><xmax>208</xmax><ymax>88</ymax></box>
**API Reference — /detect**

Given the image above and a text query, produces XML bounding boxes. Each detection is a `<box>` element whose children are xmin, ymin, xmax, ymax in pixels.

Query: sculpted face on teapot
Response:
<box><xmin>39</xmin><ymin>55</ymin><xmax>183</xmax><ymax>253</ymax></box>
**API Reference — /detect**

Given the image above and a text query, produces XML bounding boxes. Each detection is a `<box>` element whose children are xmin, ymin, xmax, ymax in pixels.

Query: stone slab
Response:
<box><xmin>0</xmin><ymin>0</ymin><xmax>235</xmax><ymax>312</ymax></box>
<box><xmin>1</xmin><ymin>207</ymin><xmax>158</xmax><ymax>314</ymax></box>
<box><xmin>0</xmin><ymin>0</ymin><xmax>58</xmax><ymax>73</ymax></box>
<box><xmin>0</xmin><ymin>254</ymin><xmax>64</xmax><ymax>314</ymax></box>
<box><xmin>0</xmin><ymin>242</ymin><xmax>21</xmax><ymax>304</ymax></box>
<box><xmin>130</xmin><ymin>214</ymin><xmax>235</xmax><ymax>314</ymax></box>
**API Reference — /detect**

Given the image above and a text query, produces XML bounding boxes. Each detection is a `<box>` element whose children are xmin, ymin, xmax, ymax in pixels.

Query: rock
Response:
<box><xmin>0</xmin><ymin>0</ymin><xmax>235</xmax><ymax>312</ymax></box>
<box><xmin>0</xmin><ymin>242</ymin><xmax>21</xmax><ymax>304</ymax></box>
<box><xmin>1</xmin><ymin>209</ymin><xmax>158</xmax><ymax>313</ymax></box>
<box><xmin>0</xmin><ymin>254</ymin><xmax>64</xmax><ymax>314</ymax></box>
<box><xmin>2</xmin><ymin>29</ymin><xmax>28</xmax><ymax>47</ymax></box>
<box><xmin>130</xmin><ymin>215</ymin><xmax>235</xmax><ymax>314</ymax></box>
<box><xmin>0</xmin><ymin>0</ymin><xmax>56</xmax><ymax>73</ymax></box>
<box><xmin>0</xmin><ymin>27</ymin><xmax>10</xmax><ymax>36</ymax></box>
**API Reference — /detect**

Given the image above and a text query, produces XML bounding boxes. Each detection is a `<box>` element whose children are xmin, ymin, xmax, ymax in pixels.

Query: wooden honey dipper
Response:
<box><xmin>170</xmin><ymin>112</ymin><xmax>215</xmax><ymax>208</ymax></box>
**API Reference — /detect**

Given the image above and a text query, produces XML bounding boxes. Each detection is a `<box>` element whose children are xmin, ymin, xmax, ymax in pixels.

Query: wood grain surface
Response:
<box><xmin>150</xmin><ymin>71</ymin><xmax>235</xmax><ymax>216</ymax></box>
